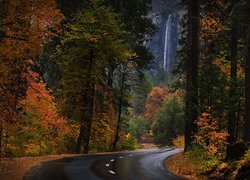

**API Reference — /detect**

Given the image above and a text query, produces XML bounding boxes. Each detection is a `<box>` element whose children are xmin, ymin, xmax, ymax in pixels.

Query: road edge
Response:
<box><xmin>163</xmin><ymin>150</ymin><xmax>188</xmax><ymax>180</ymax></box>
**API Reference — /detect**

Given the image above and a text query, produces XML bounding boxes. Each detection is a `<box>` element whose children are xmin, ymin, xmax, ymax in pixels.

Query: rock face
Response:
<box><xmin>145</xmin><ymin>0</ymin><xmax>183</xmax><ymax>73</ymax></box>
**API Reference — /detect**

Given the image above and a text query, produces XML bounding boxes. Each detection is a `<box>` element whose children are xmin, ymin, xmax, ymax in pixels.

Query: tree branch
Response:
<box><xmin>229</xmin><ymin>0</ymin><xmax>245</xmax><ymax>16</ymax></box>
<box><xmin>0</xmin><ymin>35</ymin><xmax>27</xmax><ymax>41</ymax></box>
<box><xmin>212</xmin><ymin>0</ymin><xmax>244</xmax><ymax>18</ymax></box>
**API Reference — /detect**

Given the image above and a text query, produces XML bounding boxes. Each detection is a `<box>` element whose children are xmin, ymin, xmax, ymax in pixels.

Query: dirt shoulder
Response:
<box><xmin>0</xmin><ymin>154</ymin><xmax>79</xmax><ymax>180</ymax></box>
<box><xmin>165</xmin><ymin>152</ymin><xmax>199</xmax><ymax>180</ymax></box>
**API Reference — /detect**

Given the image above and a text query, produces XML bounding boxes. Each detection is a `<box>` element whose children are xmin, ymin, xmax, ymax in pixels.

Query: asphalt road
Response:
<box><xmin>24</xmin><ymin>148</ymin><xmax>183</xmax><ymax>180</ymax></box>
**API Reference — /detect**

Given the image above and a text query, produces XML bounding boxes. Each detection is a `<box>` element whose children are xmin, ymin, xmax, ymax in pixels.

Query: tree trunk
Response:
<box><xmin>184</xmin><ymin>0</ymin><xmax>200</xmax><ymax>152</ymax></box>
<box><xmin>76</xmin><ymin>124</ymin><xmax>84</xmax><ymax>154</ymax></box>
<box><xmin>226</xmin><ymin>14</ymin><xmax>238</xmax><ymax>160</ymax></box>
<box><xmin>105</xmin><ymin>65</ymin><xmax>114</xmax><ymax>108</ymax></box>
<box><xmin>82</xmin><ymin>85</ymin><xmax>95</xmax><ymax>154</ymax></box>
<box><xmin>112</xmin><ymin>72</ymin><xmax>125</xmax><ymax>150</ymax></box>
<box><xmin>107</xmin><ymin>66</ymin><xmax>114</xmax><ymax>90</ymax></box>
<box><xmin>0</xmin><ymin>125</ymin><xmax>2</xmax><ymax>157</ymax></box>
<box><xmin>235</xmin><ymin>101</ymin><xmax>241</xmax><ymax>141</ymax></box>
<box><xmin>76</xmin><ymin>84</ymin><xmax>95</xmax><ymax>154</ymax></box>
<box><xmin>81</xmin><ymin>48</ymin><xmax>96</xmax><ymax>154</ymax></box>
<box><xmin>244</xmin><ymin>1</ymin><xmax>250</xmax><ymax>144</ymax></box>
<box><xmin>75</xmin><ymin>48</ymin><xmax>96</xmax><ymax>154</ymax></box>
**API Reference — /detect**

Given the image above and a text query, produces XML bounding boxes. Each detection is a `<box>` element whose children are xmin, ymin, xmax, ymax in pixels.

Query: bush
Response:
<box><xmin>172</xmin><ymin>135</ymin><xmax>185</xmax><ymax>148</ymax></box>
<box><xmin>116</xmin><ymin>133</ymin><xmax>140</xmax><ymax>151</ymax></box>
<box><xmin>4</xmin><ymin>72</ymin><xmax>74</xmax><ymax>157</ymax></box>
<box><xmin>185</xmin><ymin>145</ymin><xmax>222</xmax><ymax>175</ymax></box>
<box><xmin>121</xmin><ymin>133</ymin><xmax>140</xmax><ymax>150</ymax></box>
<box><xmin>195</xmin><ymin>112</ymin><xmax>228</xmax><ymax>156</ymax></box>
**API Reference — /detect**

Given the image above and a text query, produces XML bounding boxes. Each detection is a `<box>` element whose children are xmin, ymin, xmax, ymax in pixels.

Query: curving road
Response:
<box><xmin>24</xmin><ymin>148</ymin><xmax>183</xmax><ymax>180</ymax></box>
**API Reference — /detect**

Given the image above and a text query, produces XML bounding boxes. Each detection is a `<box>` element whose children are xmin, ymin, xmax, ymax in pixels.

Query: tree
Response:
<box><xmin>58</xmin><ymin>0</ymin><xmax>131</xmax><ymax>153</ymax></box>
<box><xmin>244</xmin><ymin>0</ymin><xmax>250</xmax><ymax>144</ymax></box>
<box><xmin>0</xmin><ymin>0</ymin><xmax>63</xmax><ymax>156</ymax></box>
<box><xmin>108</xmin><ymin>0</ymin><xmax>155</xmax><ymax>71</ymax></box>
<box><xmin>185</xmin><ymin>0</ymin><xmax>200</xmax><ymax>151</ymax></box>
<box><xmin>42</xmin><ymin>0</ymin><xmax>155</xmax><ymax>153</ymax></box>
<box><xmin>134</xmin><ymin>116</ymin><xmax>150</xmax><ymax>139</ymax></box>
<box><xmin>108</xmin><ymin>0</ymin><xmax>155</xmax><ymax>44</ymax></box>
<box><xmin>112</xmin><ymin>68</ymin><xmax>126</xmax><ymax>150</ymax></box>
<box><xmin>90</xmin><ymin>87</ymin><xmax>117</xmax><ymax>152</ymax></box>
<box><xmin>109</xmin><ymin>0</ymin><xmax>155</xmax><ymax>150</ymax></box>
<box><xmin>131</xmin><ymin>73</ymin><xmax>153</xmax><ymax>116</ymax></box>
<box><xmin>12</xmin><ymin>69</ymin><xmax>71</xmax><ymax>156</ymax></box>
<box><xmin>227</xmin><ymin>0</ymin><xmax>239</xmax><ymax>147</ymax></box>
<box><xmin>112</xmin><ymin>62</ymin><xmax>136</xmax><ymax>150</ymax></box>
<box><xmin>195</xmin><ymin>112</ymin><xmax>228</xmax><ymax>156</ymax></box>
<box><xmin>145</xmin><ymin>87</ymin><xmax>168</xmax><ymax>123</ymax></box>
<box><xmin>152</xmin><ymin>97</ymin><xmax>184</xmax><ymax>145</ymax></box>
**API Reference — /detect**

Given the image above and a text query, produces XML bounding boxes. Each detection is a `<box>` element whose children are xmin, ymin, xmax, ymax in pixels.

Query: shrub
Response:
<box><xmin>195</xmin><ymin>112</ymin><xmax>228</xmax><ymax>156</ymax></box>
<box><xmin>172</xmin><ymin>135</ymin><xmax>185</xmax><ymax>148</ymax></box>
<box><xmin>121</xmin><ymin>133</ymin><xmax>139</xmax><ymax>150</ymax></box>
<box><xmin>4</xmin><ymin>72</ymin><xmax>73</xmax><ymax>157</ymax></box>
<box><xmin>117</xmin><ymin>133</ymin><xmax>140</xmax><ymax>151</ymax></box>
<box><xmin>185</xmin><ymin>145</ymin><xmax>222</xmax><ymax>174</ymax></box>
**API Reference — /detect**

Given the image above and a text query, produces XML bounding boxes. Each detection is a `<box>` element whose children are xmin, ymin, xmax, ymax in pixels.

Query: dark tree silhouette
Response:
<box><xmin>185</xmin><ymin>0</ymin><xmax>200</xmax><ymax>151</ymax></box>
<box><xmin>244</xmin><ymin>0</ymin><xmax>250</xmax><ymax>144</ymax></box>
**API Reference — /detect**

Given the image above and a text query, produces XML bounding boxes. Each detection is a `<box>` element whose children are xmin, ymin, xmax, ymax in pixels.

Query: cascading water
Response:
<box><xmin>163</xmin><ymin>15</ymin><xmax>172</xmax><ymax>71</ymax></box>
<box><xmin>145</xmin><ymin>0</ymin><xmax>182</xmax><ymax>77</ymax></box>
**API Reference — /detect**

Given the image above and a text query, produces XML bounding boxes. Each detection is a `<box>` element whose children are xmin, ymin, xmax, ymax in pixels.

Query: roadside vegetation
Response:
<box><xmin>0</xmin><ymin>0</ymin><xmax>155</xmax><ymax>157</ymax></box>
<box><xmin>167</xmin><ymin>0</ymin><xmax>250</xmax><ymax>179</ymax></box>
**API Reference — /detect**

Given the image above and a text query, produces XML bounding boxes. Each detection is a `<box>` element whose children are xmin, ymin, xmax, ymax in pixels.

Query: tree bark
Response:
<box><xmin>82</xmin><ymin>85</ymin><xmax>95</xmax><ymax>154</ymax></box>
<box><xmin>76</xmin><ymin>124</ymin><xmax>84</xmax><ymax>153</ymax></box>
<box><xmin>112</xmin><ymin>72</ymin><xmax>125</xmax><ymax>150</ymax></box>
<box><xmin>184</xmin><ymin>0</ymin><xmax>200</xmax><ymax>152</ymax></box>
<box><xmin>0</xmin><ymin>126</ymin><xmax>2</xmax><ymax>157</ymax></box>
<box><xmin>82</xmin><ymin>49</ymin><xmax>95</xmax><ymax>154</ymax></box>
<box><xmin>76</xmin><ymin>84</ymin><xmax>95</xmax><ymax>154</ymax></box>
<box><xmin>226</xmin><ymin>13</ymin><xmax>238</xmax><ymax>160</ymax></box>
<box><xmin>244</xmin><ymin>1</ymin><xmax>250</xmax><ymax>144</ymax></box>
<box><xmin>75</xmin><ymin>48</ymin><xmax>96</xmax><ymax>154</ymax></box>
<box><xmin>105</xmin><ymin>65</ymin><xmax>114</xmax><ymax>109</ymax></box>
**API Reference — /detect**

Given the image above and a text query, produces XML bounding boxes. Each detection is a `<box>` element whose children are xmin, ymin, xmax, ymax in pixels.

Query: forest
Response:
<box><xmin>0</xmin><ymin>0</ymin><xmax>250</xmax><ymax>179</ymax></box>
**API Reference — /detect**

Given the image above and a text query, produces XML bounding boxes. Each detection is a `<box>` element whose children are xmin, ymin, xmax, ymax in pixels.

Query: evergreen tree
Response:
<box><xmin>185</xmin><ymin>0</ymin><xmax>200</xmax><ymax>151</ymax></box>
<box><xmin>152</xmin><ymin>97</ymin><xmax>184</xmax><ymax>145</ymax></box>
<box><xmin>57</xmin><ymin>0</ymin><xmax>131</xmax><ymax>153</ymax></box>
<box><xmin>244</xmin><ymin>0</ymin><xmax>250</xmax><ymax>144</ymax></box>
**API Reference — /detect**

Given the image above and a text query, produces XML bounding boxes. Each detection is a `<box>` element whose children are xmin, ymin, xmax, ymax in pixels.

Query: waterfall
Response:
<box><xmin>146</xmin><ymin>0</ymin><xmax>181</xmax><ymax>75</ymax></box>
<box><xmin>163</xmin><ymin>15</ymin><xmax>172</xmax><ymax>71</ymax></box>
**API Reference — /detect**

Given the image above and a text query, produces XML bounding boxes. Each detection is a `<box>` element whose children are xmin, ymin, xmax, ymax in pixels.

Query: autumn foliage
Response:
<box><xmin>3</xmin><ymin>67</ymin><xmax>74</xmax><ymax>156</ymax></box>
<box><xmin>90</xmin><ymin>86</ymin><xmax>117</xmax><ymax>151</ymax></box>
<box><xmin>145</xmin><ymin>87</ymin><xmax>168</xmax><ymax>123</ymax></box>
<box><xmin>0</xmin><ymin>0</ymin><xmax>64</xmax><ymax>156</ymax></box>
<box><xmin>195</xmin><ymin>112</ymin><xmax>229</xmax><ymax>155</ymax></box>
